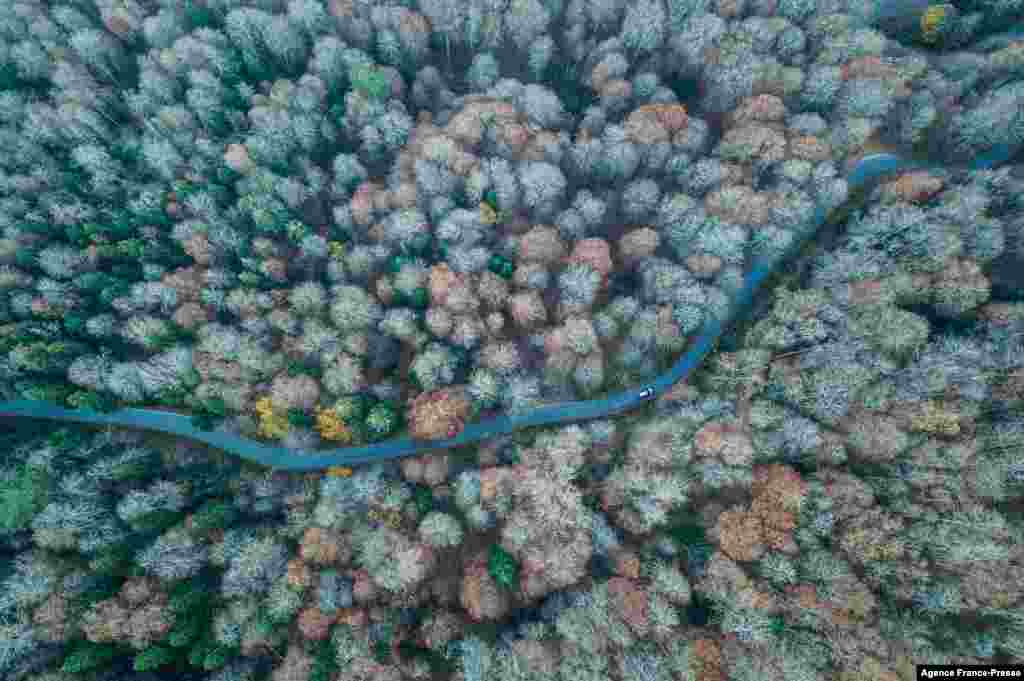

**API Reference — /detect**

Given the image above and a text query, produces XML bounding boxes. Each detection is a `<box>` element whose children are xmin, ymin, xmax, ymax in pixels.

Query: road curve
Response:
<box><xmin>0</xmin><ymin>143</ymin><xmax>1018</xmax><ymax>470</ymax></box>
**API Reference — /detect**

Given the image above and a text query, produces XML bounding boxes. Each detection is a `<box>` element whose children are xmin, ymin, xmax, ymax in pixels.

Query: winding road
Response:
<box><xmin>0</xmin><ymin>144</ymin><xmax>1018</xmax><ymax>469</ymax></box>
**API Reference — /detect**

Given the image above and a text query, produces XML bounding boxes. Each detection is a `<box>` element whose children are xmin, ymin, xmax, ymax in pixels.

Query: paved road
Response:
<box><xmin>0</xmin><ymin>144</ymin><xmax>1018</xmax><ymax>470</ymax></box>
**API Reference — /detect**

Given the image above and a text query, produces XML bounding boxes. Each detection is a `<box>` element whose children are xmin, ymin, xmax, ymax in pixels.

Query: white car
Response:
<box><xmin>639</xmin><ymin>386</ymin><xmax>655</xmax><ymax>400</ymax></box>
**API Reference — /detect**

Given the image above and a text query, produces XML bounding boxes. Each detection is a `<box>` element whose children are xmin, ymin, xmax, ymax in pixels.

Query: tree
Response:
<box><xmin>365</xmin><ymin>402</ymin><xmax>401</xmax><ymax>441</ymax></box>
<box><xmin>167</xmin><ymin>598</ymin><xmax>212</xmax><ymax>651</ymax></box>
<box><xmin>419</xmin><ymin>511</ymin><xmax>465</xmax><ymax>548</ymax></box>
<box><xmin>221</xmin><ymin>537</ymin><xmax>289</xmax><ymax>599</ymax></box>
<box><xmin>349</xmin><ymin>63</ymin><xmax>391</xmax><ymax>100</ymax></box>
<box><xmin>517</xmin><ymin>83</ymin><xmax>567</xmax><ymax>130</ymax></box>
<box><xmin>61</xmin><ymin>641</ymin><xmax>120</xmax><ymax>674</ymax></box>
<box><xmin>519</xmin><ymin>161</ymin><xmax>567</xmax><ymax>221</ymax></box>
<box><xmin>133</xmin><ymin>644</ymin><xmax>177</xmax><ymax>672</ymax></box>
<box><xmin>310</xmin><ymin>632</ymin><xmax>340</xmax><ymax>681</ymax></box>
<box><xmin>487</xmin><ymin>544</ymin><xmax>519</xmax><ymax>590</ymax></box>
<box><xmin>329</xmin><ymin>285</ymin><xmax>383</xmax><ymax>334</ymax></box>
<box><xmin>558</xmin><ymin>263</ymin><xmax>602</xmax><ymax>310</ymax></box>
<box><xmin>189</xmin><ymin>499</ymin><xmax>239</xmax><ymax>537</ymax></box>
<box><xmin>137</xmin><ymin>527</ymin><xmax>210</xmax><ymax>581</ymax></box>
<box><xmin>0</xmin><ymin>463</ymin><xmax>47</xmax><ymax>532</ymax></box>
<box><xmin>410</xmin><ymin>344</ymin><xmax>459</xmax><ymax>393</ymax></box>
<box><xmin>0</xmin><ymin>621</ymin><xmax>44</xmax><ymax>679</ymax></box>
<box><xmin>32</xmin><ymin>498</ymin><xmax>114</xmax><ymax>553</ymax></box>
<box><xmin>87</xmin><ymin>445</ymin><xmax>161</xmax><ymax>484</ymax></box>
<box><xmin>116</xmin><ymin>480</ymin><xmax>187</xmax><ymax>533</ymax></box>
<box><xmin>622</xmin><ymin>0</ymin><xmax>667</xmax><ymax>52</ymax></box>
